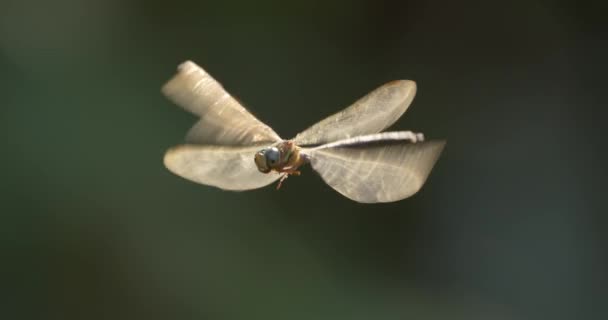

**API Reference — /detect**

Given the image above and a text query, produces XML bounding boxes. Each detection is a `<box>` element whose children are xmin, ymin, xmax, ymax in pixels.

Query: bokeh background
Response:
<box><xmin>1</xmin><ymin>0</ymin><xmax>606</xmax><ymax>319</ymax></box>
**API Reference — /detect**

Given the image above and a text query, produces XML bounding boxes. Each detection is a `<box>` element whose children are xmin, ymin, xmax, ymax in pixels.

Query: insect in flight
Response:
<box><xmin>163</xmin><ymin>61</ymin><xmax>445</xmax><ymax>203</ymax></box>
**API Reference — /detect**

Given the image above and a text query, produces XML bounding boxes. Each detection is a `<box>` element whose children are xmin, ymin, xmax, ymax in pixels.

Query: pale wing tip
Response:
<box><xmin>384</xmin><ymin>80</ymin><xmax>417</xmax><ymax>107</ymax></box>
<box><xmin>160</xmin><ymin>61</ymin><xmax>212</xmax><ymax>116</ymax></box>
<box><xmin>433</xmin><ymin>139</ymin><xmax>447</xmax><ymax>153</ymax></box>
<box><xmin>163</xmin><ymin>146</ymin><xmax>178</xmax><ymax>172</ymax></box>
<box><xmin>413</xmin><ymin>138</ymin><xmax>446</xmax><ymax>189</ymax></box>
<box><xmin>386</xmin><ymin>79</ymin><xmax>417</xmax><ymax>92</ymax></box>
<box><xmin>177</xmin><ymin>60</ymin><xmax>200</xmax><ymax>73</ymax></box>
<box><xmin>384</xmin><ymin>139</ymin><xmax>446</xmax><ymax>203</ymax></box>
<box><xmin>420</xmin><ymin>139</ymin><xmax>447</xmax><ymax>171</ymax></box>
<box><xmin>161</xmin><ymin>60</ymin><xmax>206</xmax><ymax>95</ymax></box>
<box><xmin>163</xmin><ymin>145</ymin><xmax>189</xmax><ymax>174</ymax></box>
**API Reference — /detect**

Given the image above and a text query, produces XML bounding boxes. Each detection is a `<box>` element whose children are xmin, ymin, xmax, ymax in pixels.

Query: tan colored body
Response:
<box><xmin>262</xmin><ymin>141</ymin><xmax>308</xmax><ymax>189</ymax></box>
<box><xmin>273</xmin><ymin>141</ymin><xmax>306</xmax><ymax>174</ymax></box>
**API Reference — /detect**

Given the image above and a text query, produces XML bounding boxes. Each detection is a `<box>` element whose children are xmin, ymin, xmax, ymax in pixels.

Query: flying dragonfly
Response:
<box><xmin>163</xmin><ymin>61</ymin><xmax>445</xmax><ymax>203</ymax></box>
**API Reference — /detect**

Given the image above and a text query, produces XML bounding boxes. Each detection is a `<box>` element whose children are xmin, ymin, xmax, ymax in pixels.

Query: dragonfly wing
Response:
<box><xmin>305</xmin><ymin>133</ymin><xmax>445</xmax><ymax>203</ymax></box>
<box><xmin>293</xmin><ymin>80</ymin><xmax>416</xmax><ymax>146</ymax></box>
<box><xmin>163</xmin><ymin>61</ymin><xmax>281</xmax><ymax>145</ymax></box>
<box><xmin>164</xmin><ymin>144</ymin><xmax>280</xmax><ymax>191</ymax></box>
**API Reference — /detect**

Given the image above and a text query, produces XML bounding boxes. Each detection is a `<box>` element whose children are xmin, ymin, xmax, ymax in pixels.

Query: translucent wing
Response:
<box><xmin>162</xmin><ymin>61</ymin><xmax>281</xmax><ymax>145</ymax></box>
<box><xmin>305</xmin><ymin>132</ymin><xmax>445</xmax><ymax>203</ymax></box>
<box><xmin>292</xmin><ymin>80</ymin><xmax>416</xmax><ymax>146</ymax></box>
<box><xmin>164</xmin><ymin>145</ymin><xmax>280</xmax><ymax>191</ymax></box>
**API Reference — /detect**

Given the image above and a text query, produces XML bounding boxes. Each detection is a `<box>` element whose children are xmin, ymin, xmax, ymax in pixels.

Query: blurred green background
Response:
<box><xmin>1</xmin><ymin>0</ymin><xmax>606</xmax><ymax>319</ymax></box>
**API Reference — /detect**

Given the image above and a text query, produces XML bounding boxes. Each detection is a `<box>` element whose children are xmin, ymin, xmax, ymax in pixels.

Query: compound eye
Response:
<box><xmin>265</xmin><ymin>147</ymin><xmax>280</xmax><ymax>166</ymax></box>
<box><xmin>254</xmin><ymin>151</ymin><xmax>271</xmax><ymax>173</ymax></box>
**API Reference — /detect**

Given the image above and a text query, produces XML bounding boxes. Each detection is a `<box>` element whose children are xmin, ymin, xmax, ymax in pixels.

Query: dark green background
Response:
<box><xmin>1</xmin><ymin>0</ymin><xmax>605</xmax><ymax>319</ymax></box>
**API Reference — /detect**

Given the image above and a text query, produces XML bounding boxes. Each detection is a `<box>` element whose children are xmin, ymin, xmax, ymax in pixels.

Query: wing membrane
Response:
<box><xmin>293</xmin><ymin>80</ymin><xmax>416</xmax><ymax>146</ymax></box>
<box><xmin>164</xmin><ymin>145</ymin><xmax>280</xmax><ymax>191</ymax></box>
<box><xmin>306</xmin><ymin>134</ymin><xmax>445</xmax><ymax>203</ymax></box>
<box><xmin>162</xmin><ymin>61</ymin><xmax>281</xmax><ymax>145</ymax></box>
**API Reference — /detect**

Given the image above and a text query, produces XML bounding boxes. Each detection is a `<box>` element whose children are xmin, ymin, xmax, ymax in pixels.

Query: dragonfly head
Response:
<box><xmin>254</xmin><ymin>146</ymin><xmax>281</xmax><ymax>173</ymax></box>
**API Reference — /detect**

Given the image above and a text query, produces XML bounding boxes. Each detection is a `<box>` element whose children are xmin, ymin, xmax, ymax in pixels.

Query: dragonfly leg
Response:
<box><xmin>275</xmin><ymin>170</ymin><xmax>301</xmax><ymax>190</ymax></box>
<box><xmin>276</xmin><ymin>174</ymin><xmax>288</xmax><ymax>190</ymax></box>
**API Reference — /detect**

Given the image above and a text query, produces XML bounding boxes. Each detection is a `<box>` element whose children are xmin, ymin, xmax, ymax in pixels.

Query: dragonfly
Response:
<box><xmin>162</xmin><ymin>61</ymin><xmax>445</xmax><ymax>203</ymax></box>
